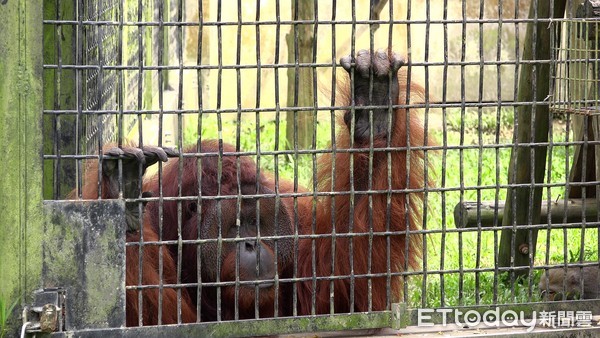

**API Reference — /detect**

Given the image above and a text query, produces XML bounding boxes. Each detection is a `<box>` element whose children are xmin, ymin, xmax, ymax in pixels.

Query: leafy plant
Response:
<box><xmin>0</xmin><ymin>297</ymin><xmax>17</xmax><ymax>338</ymax></box>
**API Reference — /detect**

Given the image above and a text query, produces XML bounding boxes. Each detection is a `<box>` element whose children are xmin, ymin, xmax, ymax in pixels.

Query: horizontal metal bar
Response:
<box><xmin>118</xmin><ymin>221</ymin><xmax>600</xmax><ymax>247</ymax></box>
<box><xmin>41</xmin><ymin>100</ymin><xmax>554</xmax><ymax>114</ymax></box>
<box><xmin>55</xmin><ymin>179</ymin><xmax>600</xmax><ymax>201</ymax></box>
<box><xmin>117</xmin><ymin>220</ymin><xmax>600</xmax><ymax>248</ymax></box>
<box><xmin>40</xmin><ymin>140</ymin><xmax>600</xmax><ymax>159</ymax></box>
<box><xmin>42</xmin><ymin>58</ymin><xmax>555</xmax><ymax>70</ymax></box>
<box><xmin>49</xmin><ymin>312</ymin><xmax>392</xmax><ymax>338</ymax></box>
<box><xmin>123</xmin><ymin>261</ymin><xmax>600</xmax><ymax>290</ymax></box>
<box><xmin>41</xmin><ymin>17</ymin><xmax>570</xmax><ymax>27</ymax></box>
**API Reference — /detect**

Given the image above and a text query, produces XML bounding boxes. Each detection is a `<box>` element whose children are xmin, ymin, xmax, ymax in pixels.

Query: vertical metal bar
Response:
<box><xmin>252</xmin><ymin>8</ymin><xmax>263</xmax><ymax>320</ymax></box>
<box><xmin>421</xmin><ymin>0</ymin><xmax>432</xmax><ymax>308</ymax></box>
<box><xmin>290</xmin><ymin>5</ymin><xmax>303</xmax><ymax>315</ymax></box>
<box><xmin>457</xmin><ymin>0</ymin><xmax>466</xmax><ymax>306</ymax></box>
<box><xmin>507</xmin><ymin>0</ymin><xmax>521</xmax><ymax>298</ymax></box>
<box><xmin>366</xmin><ymin>0</ymin><xmax>375</xmax><ymax>314</ymax></box>
<box><xmin>96</xmin><ymin>5</ymin><xmax>110</xmax><ymax>202</ymax></box>
<box><xmin>492</xmin><ymin>0</ymin><xmax>504</xmax><ymax>304</ymax></box>
<box><xmin>525</xmin><ymin>0</ymin><xmax>539</xmax><ymax>299</ymax></box>
<box><xmin>439</xmin><ymin>0</ymin><xmax>449</xmax><ymax>308</ymax></box>
<box><xmin>53</xmin><ymin>0</ymin><xmax>62</xmax><ymax>200</ymax></box>
<box><xmin>234</xmin><ymin>0</ymin><xmax>242</xmax><ymax>321</ymax></box>
<box><xmin>578</xmin><ymin>17</ymin><xmax>590</xmax><ymax>296</ymax></box>
<box><xmin>136</xmin><ymin>0</ymin><xmax>145</xmax><ymax>148</ymax></box>
<box><xmin>176</xmin><ymin>0</ymin><xmax>185</xmax><ymax>323</ymax></box>
<box><xmin>248</xmin><ymin>0</ymin><xmax>265</xmax><ymax>320</ymax></box>
<box><xmin>385</xmin><ymin>0</ymin><xmax>394</xmax><ymax>310</ymax></box>
<box><xmin>276</xmin><ymin>0</ymin><xmax>288</xmax><ymax>318</ymax></box>
<box><xmin>136</xmin><ymin>0</ymin><xmax>145</xmax><ymax>326</ymax></box>
<box><xmin>97</xmin><ymin>0</ymin><xmax>103</xmax><ymax>173</ymax></box>
<box><xmin>402</xmin><ymin>0</ymin><xmax>413</xmax><ymax>301</ymax></box>
<box><xmin>310</xmin><ymin>0</ymin><xmax>320</xmax><ymax>314</ymax></box>
<box><xmin>215</xmin><ymin>0</ymin><xmax>224</xmax><ymax>321</ymax></box>
<box><xmin>157</xmin><ymin>0</ymin><xmax>166</xmax><ymax>324</ymax></box>
<box><xmin>329</xmin><ymin>0</ymin><xmax>338</xmax><ymax>315</ymax></box>
<box><xmin>272</xmin><ymin>0</ymin><xmax>289</xmax><ymax>317</ymax></box>
<box><xmin>344</xmin><ymin>0</ymin><xmax>356</xmax><ymax>316</ymax></box>
<box><xmin>117</xmin><ymin>0</ymin><xmax>124</xmax><ymax>202</ymax></box>
<box><xmin>254</xmin><ymin>125</ymin><xmax>263</xmax><ymax>320</ymax></box>
<box><xmin>561</xmin><ymin>7</ymin><xmax>574</xmax><ymax>296</ymax></box>
<box><xmin>475</xmin><ymin>0</ymin><xmax>485</xmax><ymax>305</ymax></box>
<box><xmin>195</xmin><ymin>0</ymin><xmax>204</xmax><ymax>321</ymax></box>
<box><xmin>560</xmin><ymin>12</ymin><xmax>572</xmax><ymax>300</ymax></box>
<box><xmin>544</xmin><ymin>6</ymin><xmax>558</xmax><ymax>302</ymax></box>
<box><xmin>257</xmin><ymin>0</ymin><xmax>280</xmax><ymax>319</ymax></box>
<box><xmin>253</xmin><ymin>0</ymin><xmax>265</xmax><ymax>318</ymax></box>
<box><xmin>75</xmin><ymin>0</ymin><xmax>83</xmax><ymax>200</ymax></box>
<box><xmin>95</xmin><ymin>1</ymin><xmax>104</xmax><ymax>163</ymax></box>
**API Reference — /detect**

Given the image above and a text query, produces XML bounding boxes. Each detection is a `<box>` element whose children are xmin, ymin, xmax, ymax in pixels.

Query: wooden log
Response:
<box><xmin>454</xmin><ymin>199</ymin><xmax>599</xmax><ymax>229</ymax></box>
<box><xmin>285</xmin><ymin>0</ymin><xmax>315</xmax><ymax>150</ymax></box>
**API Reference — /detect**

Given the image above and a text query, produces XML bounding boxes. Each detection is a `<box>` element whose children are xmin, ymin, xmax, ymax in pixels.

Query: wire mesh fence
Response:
<box><xmin>40</xmin><ymin>0</ymin><xmax>600</xmax><ymax>334</ymax></box>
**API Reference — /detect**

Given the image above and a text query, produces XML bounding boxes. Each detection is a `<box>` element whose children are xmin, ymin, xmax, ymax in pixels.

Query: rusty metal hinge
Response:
<box><xmin>21</xmin><ymin>288</ymin><xmax>65</xmax><ymax>336</ymax></box>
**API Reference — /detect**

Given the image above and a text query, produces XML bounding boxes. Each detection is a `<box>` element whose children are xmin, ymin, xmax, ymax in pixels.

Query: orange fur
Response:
<box><xmin>126</xmin><ymin>225</ymin><xmax>197</xmax><ymax>326</ymax></box>
<box><xmin>296</xmin><ymin>69</ymin><xmax>428</xmax><ymax>313</ymax></box>
<box><xmin>73</xmin><ymin>61</ymin><xmax>430</xmax><ymax>323</ymax></box>
<box><xmin>72</xmin><ymin>151</ymin><xmax>197</xmax><ymax>326</ymax></box>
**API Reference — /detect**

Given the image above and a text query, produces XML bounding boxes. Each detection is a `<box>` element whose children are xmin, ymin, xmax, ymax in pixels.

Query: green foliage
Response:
<box><xmin>0</xmin><ymin>297</ymin><xmax>17</xmax><ymax>338</ymax></box>
<box><xmin>409</xmin><ymin>273</ymin><xmax>536</xmax><ymax>308</ymax></box>
<box><xmin>445</xmin><ymin>107</ymin><xmax>514</xmax><ymax>135</ymax></box>
<box><xmin>408</xmin><ymin>107</ymin><xmax>594</xmax><ymax>308</ymax></box>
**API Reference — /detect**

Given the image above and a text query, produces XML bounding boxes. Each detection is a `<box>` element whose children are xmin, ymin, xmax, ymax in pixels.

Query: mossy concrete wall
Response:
<box><xmin>43</xmin><ymin>201</ymin><xmax>126</xmax><ymax>330</ymax></box>
<box><xmin>0</xmin><ymin>0</ymin><xmax>44</xmax><ymax>333</ymax></box>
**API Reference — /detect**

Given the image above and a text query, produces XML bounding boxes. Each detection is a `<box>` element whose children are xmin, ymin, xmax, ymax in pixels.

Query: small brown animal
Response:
<box><xmin>539</xmin><ymin>265</ymin><xmax>600</xmax><ymax>301</ymax></box>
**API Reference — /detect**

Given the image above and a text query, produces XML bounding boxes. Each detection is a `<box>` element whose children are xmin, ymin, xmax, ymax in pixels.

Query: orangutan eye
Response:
<box><xmin>188</xmin><ymin>201</ymin><xmax>197</xmax><ymax>213</ymax></box>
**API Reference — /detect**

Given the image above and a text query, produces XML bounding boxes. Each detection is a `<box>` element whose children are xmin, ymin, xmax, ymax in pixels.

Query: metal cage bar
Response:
<box><xmin>32</xmin><ymin>0</ymin><xmax>600</xmax><ymax>336</ymax></box>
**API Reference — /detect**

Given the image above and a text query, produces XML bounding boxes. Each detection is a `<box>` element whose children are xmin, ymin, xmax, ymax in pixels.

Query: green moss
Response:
<box><xmin>0</xmin><ymin>0</ymin><xmax>45</xmax><ymax>335</ymax></box>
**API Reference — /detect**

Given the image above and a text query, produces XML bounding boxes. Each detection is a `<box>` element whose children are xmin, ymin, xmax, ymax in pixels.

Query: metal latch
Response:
<box><xmin>21</xmin><ymin>288</ymin><xmax>65</xmax><ymax>336</ymax></box>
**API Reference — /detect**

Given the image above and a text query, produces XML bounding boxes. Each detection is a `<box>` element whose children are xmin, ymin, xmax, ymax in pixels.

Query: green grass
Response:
<box><xmin>413</xmin><ymin>108</ymin><xmax>598</xmax><ymax>308</ymax></box>
<box><xmin>182</xmin><ymin>113</ymin><xmax>334</xmax><ymax>187</ymax></box>
<box><xmin>0</xmin><ymin>297</ymin><xmax>17</xmax><ymax>338</ymax></box>
<box><xmin>182</xmin><ymin>108</ymin><xmax>597</xmax><ymax>309</ymax></box>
